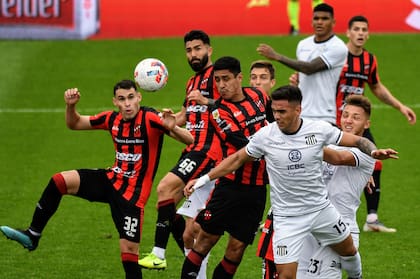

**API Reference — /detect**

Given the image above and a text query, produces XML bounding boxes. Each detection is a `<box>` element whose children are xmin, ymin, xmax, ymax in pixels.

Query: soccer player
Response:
<box><xmin>138</xmin><ymin>30</ymin><xmax>222</xmax><ymax>276</ymax></box>
<box><xmin>296</xmin><ymin>94</ymin><xmax>377</xmax><ymax>278</ymax></box>
<box><xmin>249</xmin><ymin>60</ymin><xmax>276</xmax><ymax>94</ymax></box>
<box><xmin>287</xmin><ymin>0</ymin><xmax>323</xmax><ymax>35</ymax></box>
<box><xmin>186</xmin><ymin>85</ymin><xmax>398</xmax><ymax>279</ymax></box>
<box><xmin>0</xmin><ymin>80</ymin><xmax>193</xmax><ymax>279</ymax></box>
<box><xmin>257</xmin><ymin>3</ymin><xmax>347</xmax><ymax>124</ymax></box>
<box><xmin>181</xmin><ymin>56</ymin><xmax>272</xmax><ymax>279</ymax></box>
<box><xmin>336</xmin><ymin>15</ymin><xmax>417</xmax><ymax>233</ymax></box>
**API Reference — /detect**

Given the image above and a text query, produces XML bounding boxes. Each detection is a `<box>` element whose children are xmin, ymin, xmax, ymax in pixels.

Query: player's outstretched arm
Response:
<box><xmin>257</xmin><ymin>43</ymin><xmax>327</xmax><ymax>75</ymax></box>
<box><xmin>185</xmin><ymin>148</ymin><xmax>254</xmax><ymax>195</ymax></box>
<box><xmin>339</xmin><ymin>132</ymin><xmax>398</xmax><ymax>160</ymax></box>
<box><xmin>64</xmin><ymin>88</ymin><xmax>92</xmax><ymax>130</ymax></box>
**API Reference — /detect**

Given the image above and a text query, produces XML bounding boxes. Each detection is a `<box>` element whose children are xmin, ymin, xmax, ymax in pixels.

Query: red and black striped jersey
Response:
<box><xmin>210</xmin><ymin>87</ymin><xmax>270</xmax><ymax>186</ymax></box>
<box><xmin>90</xmin><ymin>106</ymin><xmax>167</xmax><ymax>207</ymax></box>
<box><xmin>183</xmin><ymin>65</ymin><xmax>222</xmax><ymax>161</ymax></box>
<box><xmin>336</xmin><ymin>50</ymin><xmax>380</xmax><ymax>126</ymax></box>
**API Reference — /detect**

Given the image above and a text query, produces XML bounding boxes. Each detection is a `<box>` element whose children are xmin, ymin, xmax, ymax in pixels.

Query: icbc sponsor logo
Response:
<box><xmin>0</xmin><ymin>0</ymin><xmax>74</xmax><ymax>27</ymax></box>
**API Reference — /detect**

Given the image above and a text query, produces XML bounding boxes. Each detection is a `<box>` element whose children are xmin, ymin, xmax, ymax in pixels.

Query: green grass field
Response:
<box><xmin>0</xmin><ymin>34</ymin><xmax>419</xmax><ymax>278</ymax></box>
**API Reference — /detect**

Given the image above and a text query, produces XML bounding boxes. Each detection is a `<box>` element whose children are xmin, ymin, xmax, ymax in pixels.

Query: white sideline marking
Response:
<box><xmin>0</xmin><ymin>104</ymin><xmax>419</xmax><ymax>113</ymax></box>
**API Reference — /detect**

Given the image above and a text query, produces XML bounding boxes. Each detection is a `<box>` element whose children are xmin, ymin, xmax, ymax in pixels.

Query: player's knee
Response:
<box><xmin>156</xmin><ymin>176</ymin><xmax>184</xmax><ymax>199</ymax></box>
<box><xmin>119</xmin><ymin>239</ymin><xmax>139</xmax><ymax>254</ymax></box>
<box><xmin>183</xmin><ymin>229</ymin><xmax>195</xmax><ymax>248</ymax></box>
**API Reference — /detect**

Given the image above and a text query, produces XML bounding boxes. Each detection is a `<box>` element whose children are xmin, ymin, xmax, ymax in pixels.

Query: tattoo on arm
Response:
<box><xmin>356</xmin><ymin>137</ymin><xmax>377</xmax><ymax>156</ymax></box>
<box><xmin>278</xmin><ymin>56</ymin><xmax>327</xmax><ymax>75</ymax></box>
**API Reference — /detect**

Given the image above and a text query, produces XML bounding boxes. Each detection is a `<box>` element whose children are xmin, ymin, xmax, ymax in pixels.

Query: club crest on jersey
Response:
<box><xmin>305</xmin><ymin>134</ymin><xmax>317</xmax><ymax>145</ymax></box>
<box><xmin>288</xmin><ymin>150</ymin><xmax>302</xmax><ymax>162</ymax></box>
<box><xmin>134</xmin><ymin>125</ymin><xmax>141</xmax><ymax>134</ymax></box>
<box><xmin>254</xmin><ymin>99</ymin><xmax>265</xmax><ymax>111</ymax></box>
<box><xmin>201</xmin><ymin>78</ymin><xmax>209</xmax><ymax>88</ymax></box>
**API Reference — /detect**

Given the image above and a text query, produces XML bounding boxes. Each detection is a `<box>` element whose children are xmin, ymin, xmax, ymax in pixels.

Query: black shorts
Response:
<box><xmin>195</xmin><ymin>177</ymin><xmax>267</xmax><ymax>245</ymax></box>
<box><xmin>75</xmin><ymin>169</ymin><xmax>143</xmax><ymax>243</ymax></box>
<box><xmin>170</xmin><ymin>151</ymin><xmax>217</xmax><ymax>184</ymax></box>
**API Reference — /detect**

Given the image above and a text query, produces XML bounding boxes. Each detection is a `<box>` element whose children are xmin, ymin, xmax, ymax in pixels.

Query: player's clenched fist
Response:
<box><xmin>64</xmin><ymin>88</ymin><xmax>81</xmax><ymax>105</ymax></box>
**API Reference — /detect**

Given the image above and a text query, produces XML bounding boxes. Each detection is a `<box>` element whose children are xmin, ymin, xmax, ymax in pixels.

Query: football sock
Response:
<box><xmin>153</xmin><ymin>199</ymin><xmax>176</xmax><ymax>255</ymax></box>
<box><xmin>340</xmin><ymin>252</ymin><xmax>362</xmax><ymax>279</ymax></box>
<box><xmin>171</xmin><ymin>213</ymin><xmax>186</xmax><ymax>253</ymax></box>
<box><xmin>212</xmin><ymin>256</ymin><xmax>240</xmax><ymax>279</ymax></box>
<box><xmin>364</xmin><ymin>166</ymin><xmax>381</xmax><ymax>217</ymax></box>
<box><xmin>30</xmin><ymin>173</ymin><xmax>67</xmax><ymax>234</ymax></box>
<box><xmin>122</xmin><ymin>253</ymin><xmax>142</xmax><ymax>279</ymax></box>
<box><xmin>181</xmin><ymin>249</ymin><xmax>205</xmax><ymax>279</ymax></box>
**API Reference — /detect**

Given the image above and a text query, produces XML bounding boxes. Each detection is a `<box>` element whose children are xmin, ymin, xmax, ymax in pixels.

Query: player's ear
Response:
<box><xmin>112</xmin><ymin>97</ymin><xmax>117</xmax><ymax>106</ymax></box>
<box><xmin>137</xmin><ymin>92</ymin><xmax>142</xmax><ymax>102</ymax></box>
<box><xmin>208</xmin><ymin>46</ymin><xmax>213</xmax><ymax>56</ymax></box>
<box><xmin>364</xmin><ymin>119</ymin><xmax>371</xmax><ymax>130</ymax></box>
<box><xmin>237</xmin><ymin>72</ymin><xmax>243</xmax><ymax>82</ymax></box>
<box><xmin>270</xmin><ymin>78</ymin><xmax>276</xmax><ymax>88</ymax></box>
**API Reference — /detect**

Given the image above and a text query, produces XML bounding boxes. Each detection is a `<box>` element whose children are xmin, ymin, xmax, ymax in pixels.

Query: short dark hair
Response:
<box><xmin>113</xmin><ymin>79</ymin><xmax>137</xmax><ymax>96</ymax></box>
<box><xmin>184</xmin><ymin>30</ymin><xmax>210</xmax><ymax>45</ymax></box>
<box><xmin>344</xmin><ymin>95</ymin><xmax>371</xmax><ymax>116</ymax></box>
<box><xmin>250</xmin><ymin>60</ymin><xmax>276</xmax><ymax>80</ymax></box>
<box><xmin>313</xmin><ymin>3</ymin><xmax>334</xmax><ymax>17</ymax></box>
<box><xmin>271</xmin><ymin>85</ymin><xmax>302</xmax><ymax>104</ymax></box>
<box><xmin>214</xmin><ymin>56</ymin><xmax>241</xmax><ymax>76</ymax></box>
<box><xmin>348</xmin><ymin>15</ymin><xmax>369</xmax><ymax>29</ymax></box>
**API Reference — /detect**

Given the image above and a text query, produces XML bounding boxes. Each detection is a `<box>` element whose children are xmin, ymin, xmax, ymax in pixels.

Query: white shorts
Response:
<box><xmin>177</xmin><ymin>180</ymin><xmax>215</xmax><ymax>218</ymax></box>
<box><xmin>272</xmin><ymin>203</ymin><xmax>350</xmax><ymax>264</ymax></box>
<box><xmin>297</xmin><ymin>232</ymin><xmax>359</xmax><ymax>279</ymax></box>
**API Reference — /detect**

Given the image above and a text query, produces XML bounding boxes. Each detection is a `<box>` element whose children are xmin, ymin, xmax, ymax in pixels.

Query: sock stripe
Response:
<box><xmin>121</xmin><ymin>252</ymin><xmax>138</xmax><ymax>262</ymax></box>
<box><xmin>187</xmin><ymin>249</ymin><xmax>205</xmax><ymax>266</ymax></box>
<box><xmin>52</xmin><ymin>173</ymin><xmax>67</xmax><ymax>194</ymax></box>
<box><xmin>158</xmin><ymin>199</ymin><xmax>175</xmax><ymax>208</ymax></box>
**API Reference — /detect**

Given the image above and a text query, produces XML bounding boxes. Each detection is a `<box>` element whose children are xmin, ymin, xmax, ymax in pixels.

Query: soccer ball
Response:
<box><xmin>134</xmin><ymin>58</ymin><xmax>168</xmax><ymax>92</ymax></box>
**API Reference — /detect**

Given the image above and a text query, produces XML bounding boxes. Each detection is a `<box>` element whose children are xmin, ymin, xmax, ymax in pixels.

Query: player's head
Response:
<box><xmin>270</xmin><ymin>85</ymin><xmax>302</xmax><ymax>133</ymax></box>
<box><xmin>113</xmin><ymin>79</ymin><xmax>141</xmax><ymax>120</ymax></box>
<box><xmin>249</xmin><ymin>60</ymin><xmax>276</xmax><ymax>94</ymax></box>
<box><xmin>214</xmin><ymin>56</ymin><xmax>244</xmax><ymax>101</ymax></box>
<box><xmin>312</xmin><ymin>3</ymin><xmax>335</xmax><ymax>40</ymax></box>
<box><xmin>347</xmin><ymin>15</ymin><xmax>369</xmax><ymax>48</ymax></box>
<box><xmin>184</xmin><ymin>30</ymin><xmax>212</xmax><ymax>72</ymax></box>
<box><xmin>341</xmin><ymin>95</ymin><xmax>371</xmax><ymax>136</ymax></box>
<box><xmin>313</xmin><ymin>3</ymin><xmax>334</xmax><ymax>17</ymax></box>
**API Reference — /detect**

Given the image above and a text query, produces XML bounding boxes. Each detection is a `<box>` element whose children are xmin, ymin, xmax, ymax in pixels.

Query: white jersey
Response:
<box><xmin>246</xmin><ymin>119</ymin><xmax>343</xmax><ymax>216</ymax></box>
<box><xmin>322</xmin><ymin>145</ymin><xmax>375</xmax><ymax>233</ymax></box>
<box><xmin>296</xmin><ymin>35</ymin><xmax>347</xmax><ymax>123</ymax></box>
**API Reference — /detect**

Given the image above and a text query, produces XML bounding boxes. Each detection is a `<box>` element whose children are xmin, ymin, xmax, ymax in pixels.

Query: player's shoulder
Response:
<box><xmin>140</xmin><ymin>106</ymin><xmax>159</xmax><ymax>114</ymax></box>
<box><xmin>302</xmin><ymin>119</ymin><xmax>338</xmax><ymax>133</ymax></box>
<box><xmin>329</xmin><ymin>35</ymin><xmax>347</xmax><ymax>51</ymax></box>
<box><xmin>298</xmin><ymin>35</ymin><xmax>315</xmax><ymax>47</ymax></box>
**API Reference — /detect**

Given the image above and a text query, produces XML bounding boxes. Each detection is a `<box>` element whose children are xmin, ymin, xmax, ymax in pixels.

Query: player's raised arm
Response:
<box><xmin>64</xmin><ymin>88</ymin><xmax>92</xmax><ymax>130</ymax></box>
